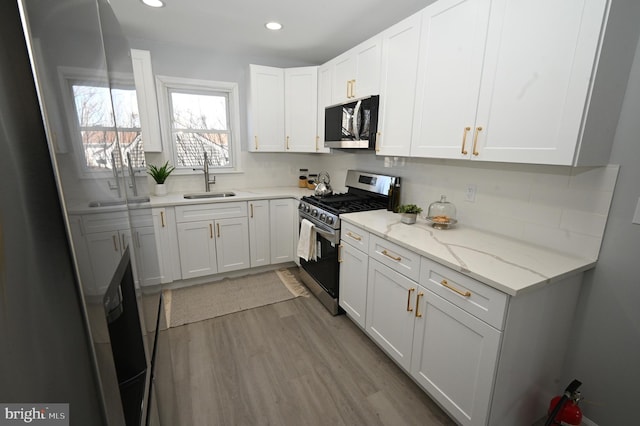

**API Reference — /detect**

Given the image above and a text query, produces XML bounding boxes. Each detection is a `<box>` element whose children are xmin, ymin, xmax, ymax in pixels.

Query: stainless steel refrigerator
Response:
<box><xmin>1</xmin><ymin>0</ymin><xmax>175</xmax><ymax>424</ymax></box>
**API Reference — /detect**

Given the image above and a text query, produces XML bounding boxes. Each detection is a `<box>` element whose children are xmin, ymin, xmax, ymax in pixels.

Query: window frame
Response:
<box><xmin>155</xmin><ymin>75</ymin><xmax>242</xmax><ymax>174</ymax></box>
<box><xmin>58</xmin><ymin>66</ymin><xmax>142</xmax><ymax>178</ymax></box>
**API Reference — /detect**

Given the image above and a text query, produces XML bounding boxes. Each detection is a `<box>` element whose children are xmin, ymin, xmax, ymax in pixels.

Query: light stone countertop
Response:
<box><xmin>67</xmin><ymin>186</ymin><xmax>313</xmax><ymax>214</ymax></box>
<box><xmin>340</xmin><ymin>210</ymin><xmax>596</xmax><ymax>297</ymax></box>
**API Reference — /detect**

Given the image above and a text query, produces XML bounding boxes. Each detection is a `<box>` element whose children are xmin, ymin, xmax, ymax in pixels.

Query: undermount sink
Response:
<box><xmin>88</xmin><ymin>196</ymin><xmax>150</xmax><ymax>207</ymax></box>
<box><xmin>183</xmin><ymin>192</ymin><xmax>236</xmax><ymax>199</ymax></box>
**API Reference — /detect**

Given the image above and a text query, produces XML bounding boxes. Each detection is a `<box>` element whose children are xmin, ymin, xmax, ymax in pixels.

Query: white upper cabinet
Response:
<box><xmin>316</xmin><ymin>64</ymin><xmax>333</xmax><ymax>153</ymax></box>
<box><xmin>284</xmin><ymin>67</ymin><xmax>322</xmax><ymax>152</ymax></box>
<box><xmin>410</xmin><ymin>0</ymin><xmax>491</xmax><ymax>160</ymax></box>
<box><xmin>411</xmin><ymin>0</ymin><xmax>610</xmax><ymax>166</ymax></box>
<box><xmin>330</xmin><ymin>36</ymin><xmax>383</xmax><ymax>104</ymax></box>
<box><xmin>248</xmin><ymin>65</ymin><xmax>321</xmax><ymax>153</ymax></box>
<box><xmin>131</xmin><ymin>49</ymin><xmax>162</xmax><ymax>152</ymax></box>
<box><xmin>377</xmin><ymin>12</ymin><xmax>423</xmax><ymax>157</ymax></box>
<box><xmin>248</xmin><ymin>65</ymin><xmax>286</xmax><ymax>152</ymax></box>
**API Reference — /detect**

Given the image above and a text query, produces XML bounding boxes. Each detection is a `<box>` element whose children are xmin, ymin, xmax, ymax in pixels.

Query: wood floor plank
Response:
<box><xmin>167</xmin><ymin>291</ymin><xmax>456</xmax><ymax>425</ymax></box>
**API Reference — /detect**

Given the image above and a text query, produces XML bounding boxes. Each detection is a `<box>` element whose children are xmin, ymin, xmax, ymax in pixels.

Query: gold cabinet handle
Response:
<box><xmin>254</xmin><ymin>136</ymin><xmax>258</xmax><ymax>150</ymax></box>
<box><xmin>347</xmin><ymin>231</ymin><xmax>362</xmax><ymax>241</ymax></box>
<box><xmin>315</xmin><ymin>136</ymin><xmax>319</xmax><ymax>152</ymax></box>
<box><xmin>440</xmin><ymin>279</ymin><xmax>471</xmax><ymax>297</ymax></box>
<box><xmin>375</xmin><ymin>132</ymin><xmax>381</xmax><ymax>152</ymax></box>
<box><xmin>286</xmin><ymin>135</ymin><xmax>290</xmax><ymax>150</ymax></box>
<box><xmin>461</xmin><ymin>126</ymin><xmax>471</xmax><ymax>155</ymax></box>
<box><xmin>351</xmin><ymin>79</ymin><xmax>356</xmax><ymax>98</ymax></box>
<box><xmin>472</xmin><ymin>126</ymin><xmax>483</xmax><ymax>156</ymax></box>
<box><xmin>250</xmin><ymin>203</ymin><xmax>254</xmax><ymax>218</ymax></box>
<box><xmin>217</xmin><ymin>223</ymin><xmax>221</xmax><ymax>238</ymax></box>
<box><xmin>338</xmin><ymin>244</ymin><xmax>343</xmax><ymax>263</ymax></box>
<box><xmin>415</xmin><ymin>292</ymin><xmax>424</xmax><ymax>318</ymax></box>
<box><xmin>382</xmin><ymin>249</ymin><xmax>401</xmax><ymax>262</ymax></box>
<box><xmin>406</xmin><ymin>288</ymin><xmax>415</xmax><ymax>312</ymax></box>
<box><xmin>209</xmin><ymin>223</ymin><xmax>213</xmax><ymax>239</ymax></box>
<box><xmin>112</xmin><ymin>235</ymin><xmax>119</xmax><ymax>252</ymax></box>
<box><xmin>160</xmin><ymin>210</ymin><xmax>165</xmax><ymax>227</ymax></box>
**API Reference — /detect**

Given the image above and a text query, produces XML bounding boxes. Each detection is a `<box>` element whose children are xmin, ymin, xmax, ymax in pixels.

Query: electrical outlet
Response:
<box><xmin>465</xmin><ymin>184</ymin><xmax>477</xmax><ymax>202</ymax></box>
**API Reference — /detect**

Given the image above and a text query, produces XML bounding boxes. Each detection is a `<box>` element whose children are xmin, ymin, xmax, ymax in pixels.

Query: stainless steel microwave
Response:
<box><xmin>324</xmin><ymin>95</ymin><xmax>379</xmax><ymax>149</ymax></box>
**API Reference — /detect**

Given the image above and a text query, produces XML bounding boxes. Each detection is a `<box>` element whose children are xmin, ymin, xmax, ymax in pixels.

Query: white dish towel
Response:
<box><xmin>297</xmin><ymin>219</ymin><xmax>317</xmax><ymax>261</ymax></box>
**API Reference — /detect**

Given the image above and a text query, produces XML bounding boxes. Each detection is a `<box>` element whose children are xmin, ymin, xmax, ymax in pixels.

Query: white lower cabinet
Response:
<box><xmin>338</xmin><ymin>239</ymin><xmax>369</xmax><ymax>328</ymax></box>
<box><xmin>132</xmin><ymin>225</ymin><xmax>162</xmax><ymax>286</ymax></box>
<box><xmin>175</xmin><ymin>203</ymin><xmax>251</xmax><ymax>280</ymax></box>
<box><xmin>341</xmin><ymin>221</ymin><xmax>583</xmax><ymax>426</ymax></box>
<box><xmin>411</xmin><ymin>287</ymin><xmax>501</xmax><ymax>426</ymax></box>
<box><xmin>269</xmin><ymin>198</ymin><xmax>296</xmax><ymax>264</ymax></box>
<box><xmin>85</xmin><ymin>229</ymin><xmax>130</xmax><ymax>293</ymax></box>
<box><xmin>176</xmin><ymin>220</ymin><xmax>218</xmax><ymax>279</ymax></box>
<box><xmin>152</xmin><ymin>207</ymin><xmax>180</xmax><ymax>283</ymax></box>
<box><xmin>215</xmin><ymin>217</ymin><xmax>250</xmax><ymax>273</ymax></box>
<box><xmin>365</xmin><ymin>259</ymin><xmax>418</xmax><ymax>371</ymax></box>
<box><xmin>248</xmin><ymin>200</ymin><xmax>270</xmax><ymax>267</ymax></box>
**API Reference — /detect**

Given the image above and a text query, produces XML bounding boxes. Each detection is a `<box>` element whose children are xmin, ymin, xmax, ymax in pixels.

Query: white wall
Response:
<box><xmin>559</xmin><ymin>28</ymin><xmax>640</xmax><ymax>425</ymax></box>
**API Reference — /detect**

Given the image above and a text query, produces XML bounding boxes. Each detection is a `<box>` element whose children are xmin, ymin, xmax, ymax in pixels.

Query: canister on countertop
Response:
<box><xmin>426</xmin><ymin>195</ymin><xmax>457</xmax><ymax>229</ymax></box>
<box><xmin>307</xmin><ymin>173</ymin><xmax>317</xmax><ymax>190</ymax></box>
<box><xmin>299</xmin><ymin>168</ymin><xmax>308</xmax><ymax>188</ymax></box>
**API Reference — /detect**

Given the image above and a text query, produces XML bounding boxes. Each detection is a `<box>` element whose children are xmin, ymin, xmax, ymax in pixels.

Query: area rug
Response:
<box><xmin>164</xmin><ymin>268</ymin><xmax>309</xmax><ymax>327</ymax></box>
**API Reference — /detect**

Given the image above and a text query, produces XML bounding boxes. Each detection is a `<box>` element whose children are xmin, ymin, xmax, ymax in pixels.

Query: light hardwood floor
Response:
<box><xmin>167</xmin><ymin>291</ymin><xmax>456</xmax><ymax>425</ymax></box>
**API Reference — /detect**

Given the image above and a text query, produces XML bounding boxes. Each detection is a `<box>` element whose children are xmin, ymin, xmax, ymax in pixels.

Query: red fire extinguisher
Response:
<box><xmin>545</xmin><ymin>379</ymin><xmax>583</xmax><ymax>426</ymax></box>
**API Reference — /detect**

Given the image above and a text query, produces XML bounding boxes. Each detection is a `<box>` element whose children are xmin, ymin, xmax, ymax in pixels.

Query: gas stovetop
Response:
<box><xmin>298</xmin><ymin>170</ymin><xmax>398</xmax><ymax>230</ymax></box>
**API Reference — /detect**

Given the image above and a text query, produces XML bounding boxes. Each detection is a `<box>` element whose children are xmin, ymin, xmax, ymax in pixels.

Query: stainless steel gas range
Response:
<box><xmin>298</xmin><ymin>170</ymin><xmax>399</xmax><ymax>315</ymax></box>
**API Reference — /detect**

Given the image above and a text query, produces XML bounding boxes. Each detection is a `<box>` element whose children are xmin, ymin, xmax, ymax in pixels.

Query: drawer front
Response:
<box><xmin>175</xmin><ymin>202</ymin><xmax>248</xmax><ymax>223</ymax></box>
<box><xmin>128</xmin><ymin>208</ymin><xmax>153</xmax><ymax>228</ymax></box>
<box><xmin>81</xmin><ymin>211</ymin><xmax>130</xmax><ymax>234</ymax></box>
<box><xmin>369</xmin><ymin>234</ymin><xmax>421</xmax><ymax>282</ymax></box>
<box><xmin>420</xmin><ymin>257</ymin><xmax>508</xmax><ymax>330</ymax></box>
<box><xmin>342</xmin><ymin>221</ymin><xmax>369</xmax><ymax>251</ymax></box>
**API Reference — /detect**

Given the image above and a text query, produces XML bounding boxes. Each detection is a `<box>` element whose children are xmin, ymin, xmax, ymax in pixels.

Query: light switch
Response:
<box><xmin>633</xmin><ymin>197</ymin><xmax>640</xmax><ymax>225</ymax></box>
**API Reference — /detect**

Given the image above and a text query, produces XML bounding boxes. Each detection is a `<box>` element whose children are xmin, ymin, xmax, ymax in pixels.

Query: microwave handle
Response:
<box><xmin>353</xmin><ymin>100</ymin><xmax>362</xmax><ymax>140</ymax></box>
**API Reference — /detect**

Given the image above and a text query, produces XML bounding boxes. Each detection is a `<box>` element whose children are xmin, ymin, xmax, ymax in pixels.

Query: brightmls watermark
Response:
<box><xmin>0</xmin><ymin>404</ymin><xmax>68</xmax><ymax>425</ymax></box>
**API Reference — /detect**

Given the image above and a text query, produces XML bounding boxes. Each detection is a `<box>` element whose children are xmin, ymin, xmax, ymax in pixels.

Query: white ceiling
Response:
<box><xmin>108</xmin><ymin>0</ymin><xmax>434</xmax><ymax>64</ymax></box>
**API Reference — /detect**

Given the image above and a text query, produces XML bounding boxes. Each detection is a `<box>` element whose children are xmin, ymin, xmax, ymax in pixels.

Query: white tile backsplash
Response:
<box><xmin>313</xmin><ymin>153</ymin><xmax>618</xmax><ymax>260</ymax></box>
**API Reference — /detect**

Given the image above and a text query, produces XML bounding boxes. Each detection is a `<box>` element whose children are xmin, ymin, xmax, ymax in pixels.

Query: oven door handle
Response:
<box><xmin>299</xmin><ymin>216</ymin><xmax>339</xmax><ymax>245</ymax></box>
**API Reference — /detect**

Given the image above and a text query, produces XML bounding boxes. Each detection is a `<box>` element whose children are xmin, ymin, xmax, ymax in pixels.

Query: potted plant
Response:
<box><xmin>397</xmin><ymin>204</ymin><xmax>423</xmax><ymax>224</ymax></box>
<box><xmin>147</xmin><ymin>161</ymin><xmax>175</xmax><ymax>196</ymax></box>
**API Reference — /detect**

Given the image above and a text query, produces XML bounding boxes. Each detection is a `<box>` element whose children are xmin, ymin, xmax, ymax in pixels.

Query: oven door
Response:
<box><xmin>298</xmin><ymin>217</ymin><xmax>340</xmax><ymax>298</ymax></box>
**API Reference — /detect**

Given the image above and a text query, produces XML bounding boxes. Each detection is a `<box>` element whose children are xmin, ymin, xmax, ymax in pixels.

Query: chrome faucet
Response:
<box><xmin>126</xmin><ymin>152</ymin><xmax>138</xmax><ymax>197</ymax></box>
<box><xmin>201</xmin><ymin>151</ymin><xmax>216</xmax><ymax>192</ymax></box>
<box><xmin>108</xmin><ymin>152</ymin><xmax>122</xmax><ymax>198</ymax></box>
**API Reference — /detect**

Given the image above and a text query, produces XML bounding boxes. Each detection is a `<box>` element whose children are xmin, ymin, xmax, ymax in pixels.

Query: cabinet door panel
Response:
<box><xmin>177</xmin><ymin>221</ymin><xmax>217</xmax><ymax>279</ymax></box>
<box><xmin>411</xmin><ymin>288</ymin><xmax>501</xmax><ymax>426</ymax></box>
<box><xmin>366</xmin><ymin>260</ymin><xmax>418</xmax><ymax>370</ymax></box>
<box><xmin>248</xmin><ymin>200</ymin><xmax>270</xmax><ymax>267</ymax></box>
<box><xmin>378</xmin><ymin>12</ymin><xmax>422</xmax><ymax>156</ymax></box>
<box><xmin>475</xmin><ymin>0</ymin><xmax>608</xmax><ymax>165</ymax></box>
<box><xmin>285</xmin><ymin>67</ymin><xmax>318</xmax><ymax>152</ymax></box>
<box><xmin>135</xmin><ymin>226</ymin><xmax>162</xmax><ymax>286</ymax></box>
<box><xmin>270</xmin><ymin>199</ymin><xmax>296</xmax><ymax>264</ymax></box>
<box><xmin>249</xmin><ymin>65</ymin><xmax>285</xmax><ymax>151</ymax></box>
<box><xmin>339</xmin><ymin>241</ymin><xmax>369</xmax><ymax>328</ymax></box>
<box><xmin>85</xmin><ymin>231</ymin><xmax>124</xmax><ymax>294</ymax></box>
<box><xmin>216</xmin><ymin>217</ymin><xmax>250</xmax><ymax>273</ymax></box>
<box><xmin>411</xmin><ymin>0</ymin><xmax>491</xmax><ymax>159</ymax></box>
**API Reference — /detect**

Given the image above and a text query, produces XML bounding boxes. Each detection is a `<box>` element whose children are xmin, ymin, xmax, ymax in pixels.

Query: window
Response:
<box><xmin>61</xmin><ymin>67</ymin><xmax>145</xmax><ymax>173</ymax></box>
<box><xmin>157</xmin><ymin>76</ymin><xmax>241</xmax><ymax>171</ymax></box>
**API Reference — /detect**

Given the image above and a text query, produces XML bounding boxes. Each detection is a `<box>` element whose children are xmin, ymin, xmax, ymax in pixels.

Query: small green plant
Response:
<box><xmin>397</xmin><ymin>204</ymin><xmax>423</xmax><ymax>214</ymax></box>
<box><xmin>147</xmin><ymin>161</ymin><xmax>175</xmax><ymax>184</ymax></box>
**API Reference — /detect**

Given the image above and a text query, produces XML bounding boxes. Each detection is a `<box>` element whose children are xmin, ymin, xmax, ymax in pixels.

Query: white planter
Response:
<box><xmin>154</xmin><ymin>183</ymin><xmax>168</xmax><ymax>196</ymax></box>
<box><xmin>401</xmin><ymin>213</ymin><xmax>417</xmax><ymax>224</ymax></box>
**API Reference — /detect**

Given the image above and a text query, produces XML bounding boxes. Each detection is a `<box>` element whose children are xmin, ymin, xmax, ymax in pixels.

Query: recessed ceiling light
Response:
<box><xmin>265</xmin><ymin>22</ymin><xmax>283</xmax><ymax>31</ymax></box>
<box><xmin>142</xmin><ymin>0</ymin><xmax>164</xmax><ymax>8</ymax></box>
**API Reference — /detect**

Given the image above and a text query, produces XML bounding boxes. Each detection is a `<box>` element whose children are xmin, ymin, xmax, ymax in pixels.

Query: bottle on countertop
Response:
<box><xmin>388</xmin><ymin>177</ymin><xmax>401</xmax><ymax>212</ymax></box>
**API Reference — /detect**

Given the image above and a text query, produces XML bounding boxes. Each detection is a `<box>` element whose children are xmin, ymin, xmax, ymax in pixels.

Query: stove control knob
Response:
<box><xmin>319</xmin><ymin>213</ymin><xmax>327</xmax><ymax>222</ymax></box>
<box><xmin>311</xmin><ymin>209</ymin><xmax>318</xmax><ymax>217</ymax></box>
<box><xmin>304</xmin><ymin>205</ymin><xmax>311</xmax><ymax>213</ymax></box>
<box><xmin>326</xmin><ymin>216</ymin><xmax>334</xmax><ymax>225</ymax></box>
<box><xmin>298</xmin><ymin>203</ymin><xmax>304</xmax><ymax>210</ymax></box>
